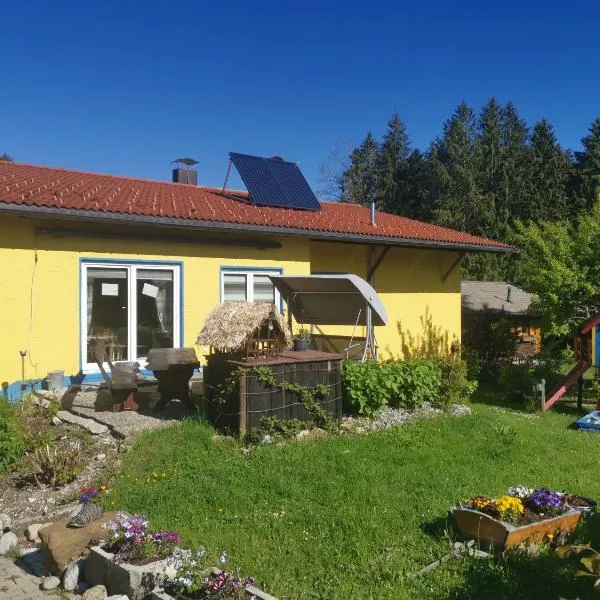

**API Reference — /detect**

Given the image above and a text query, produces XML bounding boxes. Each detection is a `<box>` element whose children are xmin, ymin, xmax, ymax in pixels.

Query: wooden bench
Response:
<box><xmin>91</xmin><ymin>339</ymin><xmax>140</xmax><ymax>412</ymax></box>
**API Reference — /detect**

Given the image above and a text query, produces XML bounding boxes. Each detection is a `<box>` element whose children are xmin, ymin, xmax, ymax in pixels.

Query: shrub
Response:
<box><xmin>343</xmin><ymin>357</ymin><xmax>477</xmax><ymax>416</ymax></box>
<box><xmin>434</xmin><ymin>357</ymin><xmax>478</xmax><ymax>408</ymax></box>
<box><xmin>0</xmin><ymin>397</ymin><xmax>27</xmax><ymax>473</ymax></box>
<box><xmin>22</xmin><ymin>442</ymin><xmax>84</xmax><ymax>487</ymax></box>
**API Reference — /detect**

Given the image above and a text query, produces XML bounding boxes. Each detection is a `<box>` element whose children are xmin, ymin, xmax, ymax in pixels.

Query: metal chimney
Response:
<box><xmin>171</xmin><ymin>158</ymin><xmax>198</xmax><ymax>185</ymax></box>
<box><xmin>370</xmin><ymin>202</ymin><xmax>376</xmax><ymax>225</ymax></box>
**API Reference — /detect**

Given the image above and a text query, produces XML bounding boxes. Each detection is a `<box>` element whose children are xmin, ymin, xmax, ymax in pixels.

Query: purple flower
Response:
<box><xmin>527</xmin><ymin>487</ymin><xmax>563</xmax><ymax>513</ymax></box>
<box><xmin>245</xmin><ymin>576</ymin><xmax>255</xmax><ymax>585</ymax></box>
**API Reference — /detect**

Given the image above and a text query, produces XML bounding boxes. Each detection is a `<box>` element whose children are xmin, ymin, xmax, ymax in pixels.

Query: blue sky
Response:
<box><xmin>1</xmin><ymin>1</ymin><xmax>599</xmax><ymax>192</ymax></box>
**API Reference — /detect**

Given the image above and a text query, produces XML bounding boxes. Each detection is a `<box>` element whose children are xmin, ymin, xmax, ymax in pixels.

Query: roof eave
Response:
<box><xmin>0</xmin><ymin>202</ymin><xmax>515</xmax><ymax>254</ymax></box>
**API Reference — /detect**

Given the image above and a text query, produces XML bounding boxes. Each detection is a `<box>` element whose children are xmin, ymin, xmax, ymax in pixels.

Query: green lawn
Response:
<box><xmin>108</xmin><ymin>401</ymin><xmax>600</xmax><ymax>599</ymax></box>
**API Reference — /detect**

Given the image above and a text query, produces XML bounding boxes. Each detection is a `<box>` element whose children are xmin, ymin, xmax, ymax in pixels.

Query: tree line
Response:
<box><xmin>322</xmin><ymin>99</ymin><xmax>600</xmax><ymax>281</ymax></box>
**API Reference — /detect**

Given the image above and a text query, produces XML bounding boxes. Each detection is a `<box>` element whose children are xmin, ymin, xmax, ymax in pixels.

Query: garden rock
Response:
<box><xmin>0</xmin><ymin>512</ymin><xmax>11</xmax><ymax>530</ymax></box>
<box><xmin>107</xmin><ymin>596</ymin><xmax>130</xmax><ymax>600</ymax></box>
<box><xmin>26</xmin><ymin>522</ymin><xmax>47</xmax><ymax>541</ymax></box>
<box><xmin>39</xmin><ymin>511</ymin><xmax>118</xmax><ymax>571</ymax></box>
<box><xmin>69</xmin><ymin>504</ymin><xmax>83</xmax><ymax>519</ymax></box>
<box><xmin>95</xmin><ymin>453</ymin><xmax>107</xmax><ymax>461</ymax></box>
<box><xmin>0</xmin><ymin>531</ymin><xmax>18</xmax><ymax>554</ymax></box>
<box><xmin>41</xmin><ymin>575</ymin><xmax>61</xmax><ymax>590</ymax></box>
<box><xmin>82</xmin><ymin>585</ymin><xmax>108</xmax><ymax>600</ymax></box>
<box><xmin>52</xmin><ymin>416</ymin><xmax>62</xmax><ymax>425</ymax></box>
<box><xmin>63</xmin><ymin>558</ymin><xmax>83</xmax><ymax>591</ymax></box>
<box><xmin>56</xmin><ymin>410</ymin><xmax>109</xmax><ymax>435</ymax></box>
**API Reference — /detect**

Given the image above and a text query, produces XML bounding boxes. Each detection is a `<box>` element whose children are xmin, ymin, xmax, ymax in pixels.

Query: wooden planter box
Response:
<box><xmin>450</xmin><ymin>507</ymin><xmax>581</xmax><ymax>550</ymax></box>
<box><xmin>84</xmin><ymin>545</ymin><xmax>170</xmax><ymax>600</ymax></box>
<box><xmin>204</xmin><ymin>350</ymin><xmax>342</xmax><ymax>436</ymax></box>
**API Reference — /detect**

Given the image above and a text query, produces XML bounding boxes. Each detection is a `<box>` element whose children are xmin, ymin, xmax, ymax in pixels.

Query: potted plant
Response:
<box><xmin>85</xmin><ymin>513</ymin><xmax>181</xmax><ymax>600</ymax></box>
<box><xmin>293</xmin><ymin>328</ymin><xmax>311</xmax><ymax>351</ymax></box>
<box><xmin>450</xmin><ymin>486</ymin><xmax>587</xmax><ymax>550</ymax></box>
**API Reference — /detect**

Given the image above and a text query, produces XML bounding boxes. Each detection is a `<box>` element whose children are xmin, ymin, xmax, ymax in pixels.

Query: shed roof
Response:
<box><xmin>0</xmin><ymin>161</ymin><xmax>515</xmax><ymax>252</ymax></box>
<box><xmin>461</xmin><ymin>281</ymin><xmax>536</xmax><ymax>316</ymax></box>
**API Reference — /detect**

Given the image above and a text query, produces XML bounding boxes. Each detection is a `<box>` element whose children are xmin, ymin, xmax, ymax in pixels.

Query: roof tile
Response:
<box><xmin>0</xmin><ymin>161</ymin><xmax>512</xmax><ymax>251</ymax></box>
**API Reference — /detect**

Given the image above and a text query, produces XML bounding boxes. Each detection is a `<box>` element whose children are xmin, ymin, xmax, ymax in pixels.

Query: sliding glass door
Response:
<box><xmin>81</xmin><ymin>262</ymin><xmax>181</xmax><ymax>370</ymax></box>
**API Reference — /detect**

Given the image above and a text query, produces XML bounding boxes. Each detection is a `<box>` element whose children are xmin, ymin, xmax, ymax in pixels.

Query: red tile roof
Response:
<box><xmin>0</xmin><ymin>161</ymin><xmax>513</xmax><ymax>251</ymax></box>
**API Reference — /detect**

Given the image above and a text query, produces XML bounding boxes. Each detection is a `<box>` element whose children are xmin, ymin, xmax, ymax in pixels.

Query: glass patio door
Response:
<box><xmin>81</xmin><ymin>262</ymin><xmax>180</xmax><ymax>371</ymax></box>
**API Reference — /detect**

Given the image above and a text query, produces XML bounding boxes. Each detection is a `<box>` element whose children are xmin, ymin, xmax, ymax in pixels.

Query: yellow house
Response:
<box><xmin>0</xmin><ymin>160</ymin><xmax>512</xmax><ymax>399</ymax></box>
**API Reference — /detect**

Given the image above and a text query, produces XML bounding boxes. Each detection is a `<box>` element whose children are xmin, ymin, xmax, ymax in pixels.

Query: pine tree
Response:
<box><xmin>375</xmin><ymin>113</ymin><xmax>410</xmax><ymax>212</ymax></box>
<box><xmin>570</xmin><ymin>117</ymin><xmax>600</xmax><ymax>214</ymax></box>
<box><xmin>522</xmin><ymin>120</ymin><xmax>570</xmax><ymax>221</ymax></box>
<box><xmin>340</xmin><ymin>132</ymin><xmax>379</xmax><ymax>206</ymax></box>
<box><xmin>0</xmin><ymin>152</ymin><xmax>12</xmax><ymax>161</ymax></box>
<box><xmin>396</xmin><ymin>149</ymin><xmax>429</xmax><ymax>221</ymax></box>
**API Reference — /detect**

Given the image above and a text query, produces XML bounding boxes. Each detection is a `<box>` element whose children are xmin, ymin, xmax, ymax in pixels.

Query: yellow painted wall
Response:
<box><xmin>0</xmin><ymin>215</ymin><xmax>309</xmax><ymax>385</ymax></box>
<box><xmin>0</xmin><ymin>215</ymin><xmax>462</xmax><ymax>388</ymax></box>
<box><xmin>310</xmin><ymin>241</ymin><xmax>462</xmax><ymax>358</ymax></box>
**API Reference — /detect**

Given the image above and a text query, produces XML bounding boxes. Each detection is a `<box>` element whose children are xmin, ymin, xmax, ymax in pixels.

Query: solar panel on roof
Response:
<box><xmin>229</xmin><ymin>152</ymin><xmax>321</xmax><ymax>211</ymax></box>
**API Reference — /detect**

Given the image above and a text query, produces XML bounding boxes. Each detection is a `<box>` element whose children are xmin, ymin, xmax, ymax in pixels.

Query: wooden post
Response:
<box><xmin>578</xmin><ymin>376</ymin><xmax>583</xmax><ymax>410</ymax></box>
<box><xmin>239</xmin><ymin>370</ymin><xmax>247</xmax><ymax>437</ymax></box>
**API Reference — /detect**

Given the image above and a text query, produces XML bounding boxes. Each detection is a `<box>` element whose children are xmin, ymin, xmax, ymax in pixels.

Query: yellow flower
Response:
<box><xmin>496</xmin><ymin>495</ymin><xmax>524</xmax><ymax>515</ymax></box>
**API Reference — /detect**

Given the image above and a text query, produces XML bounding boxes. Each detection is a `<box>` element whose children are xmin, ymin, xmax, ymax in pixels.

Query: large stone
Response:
<box><xmin>41</xmin><ymin>575</ymin><xmax>61</xmax><ymax>590</ymax></box>
<box><xmin>107</xmin><ymin>596</ymin><xmax>130</xmax><ymax>600</ymax></box>
<box><xmin>82</xmin><ymin>585</ymin><xmax>108</xmax><ymax>600</ymax></box>
<box><xmin>25</xmin><ymin>522</ymin><xmax>47</xmax><ymax>541</ymax></box>
<box><xmin>39</xmin><ymin>511</ymin><xmax>118</xmax><ymax>572</ymax></box>
<box><xmin>0</xmin><ymin>531</ymin><xmax>18</xmax><ymax>554</ymax></box>
<box><xmin>56</xmin><ymin>410</ymin><xmax>109</xmax><ymax>435</ymax></box>
<box><xmin>63</xmin><ymin>558</ymin><xmax>83</xmax><ymax>591</ymax></box>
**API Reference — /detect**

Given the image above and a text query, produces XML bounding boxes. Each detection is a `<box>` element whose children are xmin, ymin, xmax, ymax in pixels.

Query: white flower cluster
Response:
<box><xmin>507</xmin><ymin>485</ymin><xmax>533</xmax><ymax>499</ymax></box>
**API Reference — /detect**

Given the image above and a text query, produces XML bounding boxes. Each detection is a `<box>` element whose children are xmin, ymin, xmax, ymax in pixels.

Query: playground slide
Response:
<box><xmin>543</xmin><ymin>361</ymin><xmax>591</xmax><ymax>410</ymax></box>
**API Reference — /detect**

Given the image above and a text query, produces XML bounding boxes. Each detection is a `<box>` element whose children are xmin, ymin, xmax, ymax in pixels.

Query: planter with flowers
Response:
<box><xmin>84</xmin><ymin>513</ymin><xmax>181</xmax><ymax>600</ymax></box>
<box><xmin>450</xmin><ymin>486</ymin><xmax>593</xmax><ymax>550</ymax></box>
<box><xmin>151</xmin><ymin>547</ymin><xmax>278</xmax><ymax>600</ymax></box>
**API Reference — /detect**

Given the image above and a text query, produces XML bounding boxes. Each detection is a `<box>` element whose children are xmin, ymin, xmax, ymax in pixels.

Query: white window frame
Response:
<box><xmin>81</xmin><ymin>261</ymin><xmax>181</xmax><ymax>372</ymax></box>
<box><xmin>220</xmin><ymin>268</ymin><xmax>282</xmax><ymax>307</ymax></box>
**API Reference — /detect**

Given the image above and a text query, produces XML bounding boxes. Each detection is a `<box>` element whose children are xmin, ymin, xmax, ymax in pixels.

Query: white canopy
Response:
<box><xmin>268</xmin><ymin>274</ymin><xmax>388</xmax><ymax>326</ymax></box>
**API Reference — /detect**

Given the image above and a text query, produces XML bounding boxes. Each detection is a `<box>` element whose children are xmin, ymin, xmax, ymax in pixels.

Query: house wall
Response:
<box><xmin>0</xmin><ymin>215</ymin><xmax>310</xmax><ymax>397</ymax></box>
<box><xmin>309</xmin><ymin>242</ymin><xmax>462</xmax><ymax>359</ymax></box>
<box><xmin>0</xmin><ymin>215</ymin><xmax>462</xmax><ymax>399</ymax></box>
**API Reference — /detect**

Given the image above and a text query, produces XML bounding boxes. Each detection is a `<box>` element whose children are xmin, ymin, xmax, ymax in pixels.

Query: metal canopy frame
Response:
<box><xmin>268</xmin><ymin>274</ymin><xmax>388</xmax><ymax>361</ymax></box>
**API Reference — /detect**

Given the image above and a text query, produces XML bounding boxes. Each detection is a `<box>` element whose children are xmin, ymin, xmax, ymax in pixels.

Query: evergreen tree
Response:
<box><xmin>522</xmin><ymin>120</ymin><xmax>570</xmax><ymax>221</ymax></box>
<box><xmin>396</xmin><ymin>149</ymin><xmax>429</xmax><ymax>221</ymax></box>
<box><xmin>340</xmin><ymin>132</ymin><xmax>379</xmax><ymax>206</ymax></box>
<box><xmin>375</xmin><ymin>113</ymin><xmax>410</xmax><ymax>212</ymax></box>
<box><xmin>500</xmin><ymin>102</ymin><xmax>529</xmax><ymax>220</ymax></box>
<box><xmin>569</xmin><ymin>117</ymin><xmax>600</xmax><ymax>214</ymax></box>
<box><xmin>0</xmin><ymin>152</ymin><xmax>12</xmax><ymax>161</ymax></box>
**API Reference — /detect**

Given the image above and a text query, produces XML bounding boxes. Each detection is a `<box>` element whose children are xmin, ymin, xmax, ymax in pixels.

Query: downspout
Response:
<box><xmin>365</xmin><ymin>202</ymin><xmax>376</xmax><ymax>360</ymax></box>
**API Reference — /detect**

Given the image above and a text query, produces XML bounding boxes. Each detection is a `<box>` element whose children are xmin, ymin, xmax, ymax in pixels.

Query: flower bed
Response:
<box><xmin>450</xmin><ymin>486</ymin><xmax>594</xmax><ymax>550</ymax></box>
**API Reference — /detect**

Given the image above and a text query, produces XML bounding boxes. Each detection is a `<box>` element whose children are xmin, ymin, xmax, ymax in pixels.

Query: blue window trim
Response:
<box><xmin>79</xmin><ymin>258</ymin><xmax>184</xmax><ymax>372</ymax></box>
<box><xmin>219</xmin><ymin>265</ymin><xmax>284</xmax><ymax>312</ymax></box>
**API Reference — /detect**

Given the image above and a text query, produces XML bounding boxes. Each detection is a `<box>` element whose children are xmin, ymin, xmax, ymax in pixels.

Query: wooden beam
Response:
<box><xmin>367</xmin><ymin>246</ymin><xmax>390</xmax><ymax>282</ymax></box>
<box><xmin>442</xmin><ymin>251</ymin><xmax>466</xmax><ymax>283</ymax></box>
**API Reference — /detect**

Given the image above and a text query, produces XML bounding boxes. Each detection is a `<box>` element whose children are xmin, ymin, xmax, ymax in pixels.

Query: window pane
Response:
<box><xmin>86</xmin><ymin>267</ymin><xmax>128</xmax><ymax>363</ymax></box>
<box><xmin>253</xmin><ymin>274</ymin><xmax>275</xmax><ymax>303</ymax></box>
<box><xmin>223</xmin><ymin>273</ymin><xmax>247</xmax><ymax>301</ymax></box>
<box><xmin>136</xmin><ymin>269</ymin><xmax>174</xmax><ymax>356</ymax></box>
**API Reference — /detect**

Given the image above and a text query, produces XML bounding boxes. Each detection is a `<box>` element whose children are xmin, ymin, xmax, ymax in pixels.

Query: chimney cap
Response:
<box><xmin>171</xmin><ymin>157</ymin><xmax>199</xmax><ymax>166</ymax></box>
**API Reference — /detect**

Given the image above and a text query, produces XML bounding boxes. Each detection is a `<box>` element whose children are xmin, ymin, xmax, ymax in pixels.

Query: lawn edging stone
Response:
<box><xmin>151</xmin><ymin>580</ymin><xmax>279</xmax><ymax>600</ymax></box>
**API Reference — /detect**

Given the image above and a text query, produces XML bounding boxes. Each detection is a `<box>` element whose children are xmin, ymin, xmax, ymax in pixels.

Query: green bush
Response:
<box><xmin>0</xmin><ymin>397</ymin><xmax>27</xmax><ymax>473</ymax></box>
<box><xmin>343</xmin><ymin>357</ymin><xmax>477</xmax><ymax>416</ymax></box>
<box><xmin>434</xmin><ymin>357</ymin><xmax>478</xmax><ymax>408</ymax></box>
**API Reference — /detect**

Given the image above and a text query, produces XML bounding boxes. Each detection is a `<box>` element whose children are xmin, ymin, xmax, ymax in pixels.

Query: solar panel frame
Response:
<box><xmin>229</xmin><ymin>152</ymin><xmax>321</xmax><ymax>211</ymax></box>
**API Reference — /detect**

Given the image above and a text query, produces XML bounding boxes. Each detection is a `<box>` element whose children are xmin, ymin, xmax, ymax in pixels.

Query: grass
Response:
<box><xmin>108</xmin><ymin>399</ymin><xmax>600</xmax><ymax>599</ymax></box>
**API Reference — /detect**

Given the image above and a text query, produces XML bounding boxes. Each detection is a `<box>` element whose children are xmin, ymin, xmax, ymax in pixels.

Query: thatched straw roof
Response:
<box><xmin>196</xmin><ymin>302</ymin><xmax>292</xmax><ymax>353</ymax></box>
